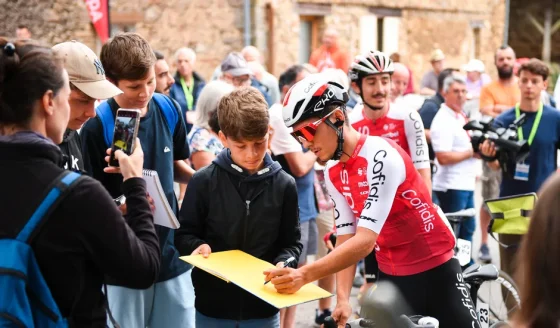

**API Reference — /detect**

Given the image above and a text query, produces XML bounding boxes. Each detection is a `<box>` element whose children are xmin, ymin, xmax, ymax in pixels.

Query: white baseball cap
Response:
<box><xmin>463</xmin><ymin>59</ymin><xmax>485</xmax><ymax>73</ymax></box>
<box><xmin>52</xmin><ymin>40</ymin><xmax>122</xmax><ymax>99</ymax></box>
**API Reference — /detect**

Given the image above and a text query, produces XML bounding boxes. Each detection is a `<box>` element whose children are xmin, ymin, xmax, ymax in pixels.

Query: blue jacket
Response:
<box><xmin>169</xmin><ymin>71</ymin><xmax>206</xmax><ymax>132</ymax></box>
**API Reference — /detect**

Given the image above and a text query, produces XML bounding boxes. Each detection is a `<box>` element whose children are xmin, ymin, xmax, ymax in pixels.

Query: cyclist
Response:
<box><xmin>347</xmin><ymin>50</ymin><xmax>431</xmax><ymax>298</ymax></box>
<box><xmin>263</xmin><ymin>73</ymin><xmax>480</xmax><ymax>328</ymax></box>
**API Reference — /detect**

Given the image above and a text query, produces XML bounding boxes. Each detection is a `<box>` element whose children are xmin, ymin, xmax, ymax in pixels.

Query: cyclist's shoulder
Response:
<box><xmin>388</xmin><ymin>103</ymin><xmax>422</xmax><ymax>122</ymax></box>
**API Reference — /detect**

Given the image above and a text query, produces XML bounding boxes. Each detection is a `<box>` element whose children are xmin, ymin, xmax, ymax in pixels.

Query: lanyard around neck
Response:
<box><xmin>515</xmin><ymin>102</ymin><xmax>543</xmax><ymax>146</ymax></box>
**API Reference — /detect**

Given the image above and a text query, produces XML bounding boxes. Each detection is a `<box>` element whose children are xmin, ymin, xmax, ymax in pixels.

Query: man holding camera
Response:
<box><xmin>477</xmin><ymin>46</ymin><xmax>520</xmax><ymax>263</ymax></box>
<box><xmin>480</xmin><ymin>58</ymin><xmax>560</xmax><ymax>281</ymax></box>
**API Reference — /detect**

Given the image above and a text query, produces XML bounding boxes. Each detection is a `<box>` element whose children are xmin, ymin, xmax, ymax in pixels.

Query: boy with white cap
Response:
<box><xmin>52</xmin><ymin>40</ymin><xmax>122</xmax><ymax>172</ymax></box>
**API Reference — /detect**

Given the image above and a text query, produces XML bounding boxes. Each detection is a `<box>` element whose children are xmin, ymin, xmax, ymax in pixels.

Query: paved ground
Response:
<box><xmin>294</xmin><ymin>161</ymin><xmax>505</xmax><ymax>327</ymax></box>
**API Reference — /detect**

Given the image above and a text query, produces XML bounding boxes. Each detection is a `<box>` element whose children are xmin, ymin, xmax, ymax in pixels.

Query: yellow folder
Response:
<box><xmin>180</xmin><ymin>250</ymin><xmax>333</xmax><ymax>309</ymax></box>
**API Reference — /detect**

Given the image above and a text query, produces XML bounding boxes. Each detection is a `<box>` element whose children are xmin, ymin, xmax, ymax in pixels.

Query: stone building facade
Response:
<box><xmin>1</xmin><ymin>0</ymin><xmax>505</xmax><ymax>89</ymax></box>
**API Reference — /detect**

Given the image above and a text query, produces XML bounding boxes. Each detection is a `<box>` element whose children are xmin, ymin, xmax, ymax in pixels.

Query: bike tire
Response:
<box><xmin>476</xmin><ymin>269</ymin><xmax>520</xmax><ymax>323</ymax></box>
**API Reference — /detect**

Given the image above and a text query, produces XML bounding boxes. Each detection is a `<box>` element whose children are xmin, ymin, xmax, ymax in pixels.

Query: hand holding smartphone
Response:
<box><xmin>109</xmin><ymin>109</ymin><xmax>141</xmax><ymax>167</ymax></box>
<box><xmin>103</xmin><ymin>109</ymin><xmax>144</xmax><ymax>180</ymax></box>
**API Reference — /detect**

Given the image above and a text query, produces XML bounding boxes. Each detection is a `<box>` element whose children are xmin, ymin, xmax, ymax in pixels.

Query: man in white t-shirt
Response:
<box><xmin>431</xmin><ymin>75</ymin><xmax>477</xmax><ymax>265</ymax></box>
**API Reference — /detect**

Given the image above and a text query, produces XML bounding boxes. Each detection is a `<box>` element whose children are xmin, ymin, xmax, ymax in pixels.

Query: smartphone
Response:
<box><xmin>109</xmin><ymin>109</ymin><xmax>141</xmax><ymax>167</ymax></box>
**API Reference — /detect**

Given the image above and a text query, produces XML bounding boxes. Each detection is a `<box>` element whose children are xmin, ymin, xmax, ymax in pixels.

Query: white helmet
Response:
<box><xmin>282</xmin><ymin>73</ymin><xmax>348</xmax><ymax>128</ymax></box>
<box><xmin>349</xmin><ymin>50</ymin><xmax>394</xmax><ymax>82</ymax></box>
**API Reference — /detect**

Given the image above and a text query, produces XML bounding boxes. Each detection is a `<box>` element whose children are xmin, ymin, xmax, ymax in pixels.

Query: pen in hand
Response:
<box><xmin>264</xmin><ymin>256</ymin><xmax>296</xmax><ymax>285</ymax></box>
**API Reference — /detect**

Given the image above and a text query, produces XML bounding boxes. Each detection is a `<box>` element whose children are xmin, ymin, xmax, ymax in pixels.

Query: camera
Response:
<box><xmin>463</xmin><ymin>114</ymin><xmax>530</xmax><ymax>179</ymax></box>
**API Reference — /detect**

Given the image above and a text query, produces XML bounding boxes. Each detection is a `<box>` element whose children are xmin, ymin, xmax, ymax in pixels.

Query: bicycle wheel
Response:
<box><xmin>476</xmin><ymin>269</ymin><xmax>520</xmax><ymax>322</ymax></box>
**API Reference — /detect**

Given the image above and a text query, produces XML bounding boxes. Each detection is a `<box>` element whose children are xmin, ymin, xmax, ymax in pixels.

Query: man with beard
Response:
<box><xmin>154</xmin><ymin>51</ymin><xmax>175</xmax><ymax>96</ymax></box>
<box><xmin>477</xmin><ymin>46</ymin><xmax>521</xmax><ymax>263</ymax></box>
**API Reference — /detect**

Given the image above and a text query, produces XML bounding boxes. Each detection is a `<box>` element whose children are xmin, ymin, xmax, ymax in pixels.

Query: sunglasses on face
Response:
<box><xmin>290</xmin><ymin>115</ymin><xmax>331</xmax><ymax>143</ymax></box>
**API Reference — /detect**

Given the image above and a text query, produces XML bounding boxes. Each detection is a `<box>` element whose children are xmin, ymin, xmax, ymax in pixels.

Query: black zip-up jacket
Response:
<box><xmin>0</xmin><ymin>132</ymin><xmax>160</xmax><ymax>327</ymax></box>
<box><xmin>175</xmin><ymin>149</ymin><xmax>302</xmax><ymax>320</ymax></box>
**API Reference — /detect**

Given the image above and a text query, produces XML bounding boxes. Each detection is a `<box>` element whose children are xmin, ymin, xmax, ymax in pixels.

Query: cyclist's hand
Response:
<box><xmin>192</xmin><ymin>244</ymin><xmax>211</xmax><ymax>258</ymax></box>
<box><xmin>262</xmin><ymin>267</ymin><xmax>305</xmax><ymax>294</ymax></box>
<box><xmin>332</xmin><ymin>300</ymin><xmax>352</xmax><ymax>328</ymax></box>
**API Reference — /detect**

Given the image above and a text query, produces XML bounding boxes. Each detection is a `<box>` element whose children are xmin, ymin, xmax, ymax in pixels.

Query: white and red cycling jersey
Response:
<box><xmin>324</xmin><ymin>134</ymin><xmax>455</xmax><ymax>276</ymax></box>
<box><xmin>349</xmin><ymin>104</ymin><xmax>430</xmax><ymax>170</ymax></box>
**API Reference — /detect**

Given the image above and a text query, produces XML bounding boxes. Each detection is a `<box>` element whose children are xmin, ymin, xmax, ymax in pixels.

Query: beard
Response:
<box><xmin>497</xmin><ymin>66</ymin><xmax>513</xmax><ymax>79</ymax></box>
<box><xmin>364</xmin><ymin>102</ymin><xmax>385</xmax><ymax>111</ymax></box>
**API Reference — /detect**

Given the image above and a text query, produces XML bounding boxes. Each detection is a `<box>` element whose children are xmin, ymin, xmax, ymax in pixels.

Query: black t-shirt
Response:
<box><xmin>59</xmin><ymin>129</ymin><xmax>85</xmax><ymax>172</ymax></box>
<box><xmin>81</xmin><ymin>97</ymin><xmax>191</xmax><ymax>283</ymax></box>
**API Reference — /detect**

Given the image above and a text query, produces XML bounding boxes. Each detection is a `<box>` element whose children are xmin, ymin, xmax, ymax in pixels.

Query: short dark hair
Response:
<box><xmin>217</xmin><ymin>87</ymin><xmax>269</xmax><ymax>141</ymax></box>
<box><xmin>153</xmin><ymin>50</ymin><xmax>164</xmax><ymax>61</ymax></box>
<box><xmin>279</xmin><ymin>65</ymin><xmax>305</xmax><ymax>91</ymax></box>
<box><xmin>437</xmin><ymin>68</ymin><xmax>460</xmax><ymax>92</ymax></box>
<box><xmin>17</xmin><ymin>25</ymin><xmax>29</xmax><ymax>30</ymax></box>
<box><xmin>0</xmin><ymin>38</ymin><xmax>65</xmax><ymax>126</ymax></box>
<box><xmin>518</xmin><ymin>58</ymin><xmax>549</xmax><ymax>81</ymax></box>
<box><xmin>100</xmin><ymin>33</ymin><xmax>156</xmax><ymax>82</ymax></box>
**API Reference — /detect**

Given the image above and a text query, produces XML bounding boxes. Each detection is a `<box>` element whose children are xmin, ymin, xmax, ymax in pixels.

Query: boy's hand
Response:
<box><xmin>192</xmin><ymin>244</ymin><xmax>211</xmax><ymax>258</ymax></box>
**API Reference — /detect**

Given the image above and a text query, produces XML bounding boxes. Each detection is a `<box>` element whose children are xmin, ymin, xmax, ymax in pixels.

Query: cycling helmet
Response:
<box><xmin>349</xmin><ymin>50</ymin><xmax>394</xmax><ymax>82</ymax></box>
<box><xmin>282</xmin><ymin>74</ymin><xmax>348</xmax><ymax>128</ymax></box>
<box><xmin>283</xmin><ymin>73</ymin><xmax>349</xmax><ymax>161</ymax></box>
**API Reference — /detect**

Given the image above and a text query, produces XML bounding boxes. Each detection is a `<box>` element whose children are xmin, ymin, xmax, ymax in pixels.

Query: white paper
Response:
<box><xmin>456</xmin><ymin>238</ymin><xmax>472</xmax><ymax>266</ymax></box>
<box><xmin>143</xmin><ymin>170</ymin><xmax>180</xmax><ymax>229</ymax></box>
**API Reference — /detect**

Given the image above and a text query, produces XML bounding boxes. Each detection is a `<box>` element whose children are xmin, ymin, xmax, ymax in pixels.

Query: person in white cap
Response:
<box><xmin>463</xmin><ymin>59</ymin><xmax>491</xmax><ymax>99</ymax></box>
<box><xmin>52</xmin><ymin>40</ymin><xmax>122</xmax><ymax>172</ymax></box>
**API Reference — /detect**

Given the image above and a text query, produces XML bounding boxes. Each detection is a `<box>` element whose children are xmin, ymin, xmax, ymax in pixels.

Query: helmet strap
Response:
<box><xmin>324</xmin><ymin>119</ymin><xmax>346</xmax><ymax>161</ymax></box>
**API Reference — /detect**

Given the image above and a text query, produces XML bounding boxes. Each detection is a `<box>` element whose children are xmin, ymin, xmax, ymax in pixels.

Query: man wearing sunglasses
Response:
<box><xmin>263</xmin><ymin>74</ymin><xmax>480</xmax><ymax>328</ymax></box>
<box><xmin>347</xmin><ymin>50</ymin><xmax>432</xmax><ymax>301</ymax></box>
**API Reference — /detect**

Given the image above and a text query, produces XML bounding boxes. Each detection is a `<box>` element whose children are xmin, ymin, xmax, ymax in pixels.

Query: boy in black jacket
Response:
<box><xmin>175</xmin><ymin>87</ymin><xmax>302</xmax><ymax>327</ymax></box>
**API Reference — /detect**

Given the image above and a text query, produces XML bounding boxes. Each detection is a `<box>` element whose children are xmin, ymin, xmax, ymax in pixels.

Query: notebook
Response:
<box><xmin>142</xmin><ymin>169</ymin><xmax>180</xmax><ymax>229</ymax></box>
<box><xmin>180</xmin><ymin>250</ymin><xmax>333</xmax><ymax>309</ymax></box>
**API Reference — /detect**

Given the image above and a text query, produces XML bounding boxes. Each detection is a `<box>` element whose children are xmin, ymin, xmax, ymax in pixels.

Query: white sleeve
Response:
<box><xmin>269</xmin><ymin>107</ymin><xmax>302</xmax><ymax>155</ymax></box>
<box><xmin>324</xmin><ymin>164</ymin><xmax>357</xmax><ymax>236</ymax></box>
<box><xmin>358</xmin><ymin>144</ymin><xmax>406</xmax><ymax>234</ymax></box>
<box><xmin>404</xmin><ymin>109</ymin><xmax>430</xmax><ymax>170</ymax></box>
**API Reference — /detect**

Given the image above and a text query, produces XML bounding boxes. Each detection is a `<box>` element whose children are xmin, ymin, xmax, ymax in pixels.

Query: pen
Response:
<box><xmin>264</xmin><ymin>256</ymin><xmax>296</xmax><ymax>285</ymax></box>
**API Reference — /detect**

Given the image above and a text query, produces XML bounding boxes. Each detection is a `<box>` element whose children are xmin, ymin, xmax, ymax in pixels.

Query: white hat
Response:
<box><xmin>52</xmin><ymin>40</ymin><xmax>122</xmax><ymax>99</ymax></box>
<box><xmin>463</xmin><ymin>59</ymin><xmax>485</xmax><ymax>73</ymax></box>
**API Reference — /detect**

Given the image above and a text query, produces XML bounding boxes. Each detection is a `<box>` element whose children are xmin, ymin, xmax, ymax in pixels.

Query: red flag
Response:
<box><xmin>84</xmin><ymin>0</ymin><xmax>109</xmax><ymax>43</ymax></box>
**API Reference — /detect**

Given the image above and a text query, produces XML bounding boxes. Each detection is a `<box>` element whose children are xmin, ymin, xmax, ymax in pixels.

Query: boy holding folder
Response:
<box><xmin>175</xmin><ymin>87</ymin><xmax>303</xmax><ymax>328</ymax></box>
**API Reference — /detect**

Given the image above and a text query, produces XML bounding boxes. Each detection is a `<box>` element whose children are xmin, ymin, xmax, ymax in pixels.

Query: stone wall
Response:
<box><xmin>0</xmin><ymin>0</ymin><xmax>95</xmax><ymax>49</ymax></box>
<box><xmin>111</xmin><ymin>0</ymin><xmax>246</xmax><ymax>81</ymax></box>
<box><xmin>0</xmin><ymin>0</ymin><xmax>506</xmax><ymax>89</ymax></box>
<box><xmin>324</xmin><ymin>4</ymin><xmax>369</xmax><ymax>58</ymax></box>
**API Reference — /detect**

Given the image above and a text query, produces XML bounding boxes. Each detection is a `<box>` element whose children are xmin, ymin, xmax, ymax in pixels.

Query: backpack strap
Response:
<box><xmin>16</xmin><ymin>171</ymin><xmax>83</xmax><ymax>243</ymax></box>
<box><xmin>152</xmin><ymin>93</ymin><xmax>179</xmax><ymax>136</ymax></box>
<box><xmin>95</xmin><ymin>100</ymin><xmax>116</xmax><ymax>148</ymax></box>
